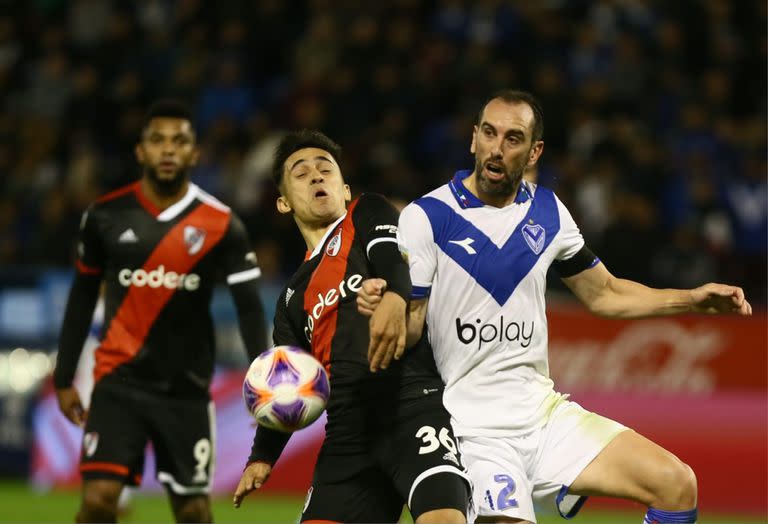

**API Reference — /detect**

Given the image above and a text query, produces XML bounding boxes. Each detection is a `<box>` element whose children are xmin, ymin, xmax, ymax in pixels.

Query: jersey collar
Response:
<box><xmin>307</xmin><ymin>212</ymin><xmax>347</xmax><ymax>260</ymax></box>
<box><xmin>449</xmin><ymin>169</ymin><xmax>533</xmax><ymax>208</ymax></box>
<box><xmin>134</xmin><ymin>182</ymin><xmax>199</xmax><ymax>221</ymax></box>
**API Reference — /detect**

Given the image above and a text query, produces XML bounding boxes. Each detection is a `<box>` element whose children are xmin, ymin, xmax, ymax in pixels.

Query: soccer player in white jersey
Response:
<box><xmin>356</xmin><ymin>90</ymin><xmax>753</xmax><ymax>524</ymax></box>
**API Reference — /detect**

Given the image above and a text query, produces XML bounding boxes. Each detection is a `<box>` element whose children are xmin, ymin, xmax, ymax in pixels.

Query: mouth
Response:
<box><xmin>483</xmin><ymin>161</ymin><xmax>506</xmax><ymax>181</ymax></box>
<box><xmin>158</xmin><ymin>161</ymin><xmax>177</xmax><ymax>172</ymax></box>
<box><xmin>313</xmin><ymin>189</ymin><xmax>328</xmax><ymax>199</ymax></box>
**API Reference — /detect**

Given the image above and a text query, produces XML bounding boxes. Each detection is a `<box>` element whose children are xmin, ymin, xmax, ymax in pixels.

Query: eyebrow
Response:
<box><xmin>289</xmin><ymin>155</ymin><xmax>334</xmax><ymax>172</ymax></box>
<box><xmin>481</xmin><ymin>122</ymin><xmax>525</xmax><ymax>140</ymax></box>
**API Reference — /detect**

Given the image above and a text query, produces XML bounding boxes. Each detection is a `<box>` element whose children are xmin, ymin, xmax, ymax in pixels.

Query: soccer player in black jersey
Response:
<box><xmin>232</xmin><ymin>130</ymin><xmax>471</xmax><ymax>523</ymax></box>
<box><xmin>53</xmin><ymin>100</ymin><xmax>268</xmax><ymax>523</ymax></box>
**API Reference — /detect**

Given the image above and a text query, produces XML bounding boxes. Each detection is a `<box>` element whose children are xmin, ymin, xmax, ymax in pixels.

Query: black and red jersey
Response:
<box><xmin>272</xmin><ymin>193</ymin><xmax>442</xmax><ymax>398</ymax></box>
<box><xmin>68</xmin><ymin>181</ymin><xmax>262</xmax><ymax>396</ymax></box>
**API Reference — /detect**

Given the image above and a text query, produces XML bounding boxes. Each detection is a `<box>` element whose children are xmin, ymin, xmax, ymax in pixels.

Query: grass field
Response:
<box><xmin>0</xmin><ymin>481</ymin><xmax>765</xmax><ymax>524</ymax></box>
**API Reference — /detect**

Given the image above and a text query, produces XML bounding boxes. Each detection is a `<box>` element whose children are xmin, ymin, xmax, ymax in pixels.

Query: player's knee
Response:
<box><xmin>653</xmin><ymin>457</ymin><xmax>697</xmax><ymax>508</ymax></box>
<box><xmin>172</xmin><ymin>496</ymin><xmax>212</xmax><ymax>523</ymax></box>
<box><xmin>415</xmin><ymin>508</ymin><xmax>465</xmax><ymax>524</ymax></box>
<box><xmin>79</xmin><ymin>488</ymin><xmax>120</xmax><ymax>522</ymax></box>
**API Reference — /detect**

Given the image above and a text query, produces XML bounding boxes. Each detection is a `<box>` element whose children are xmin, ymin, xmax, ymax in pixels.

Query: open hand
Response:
<box><xmin>233</xmin><ymin>461</ymin><xmax>272</xmax><ymax>508</ymax></box>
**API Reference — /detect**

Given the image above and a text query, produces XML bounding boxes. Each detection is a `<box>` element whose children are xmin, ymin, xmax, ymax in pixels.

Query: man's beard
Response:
<box><xmin>144</xmin><ymin>166</ymin><xmax>189</xmax><ymax>197</ymax></box>
<box><xmin>475</xmin><ymin>157</ymin><xmax>525</xmax><ymax>198</ymax></box>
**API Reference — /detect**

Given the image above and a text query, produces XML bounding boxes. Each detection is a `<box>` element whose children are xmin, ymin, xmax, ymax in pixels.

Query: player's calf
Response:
<box><xmin>168</xmin><ymin>494</ymin><xmax>212</xmax><ymax>523</ymax></box>
<box><xmin>78</xmin><ymin>480</ymin><xmax>123</xmax><ymax>523</ymax></box>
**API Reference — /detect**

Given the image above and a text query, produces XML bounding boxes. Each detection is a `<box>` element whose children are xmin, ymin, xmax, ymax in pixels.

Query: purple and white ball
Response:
<box><xmin>243</xmin><ymin>345</ymin><xmax>330</xmax><ymax>432</ymax></box>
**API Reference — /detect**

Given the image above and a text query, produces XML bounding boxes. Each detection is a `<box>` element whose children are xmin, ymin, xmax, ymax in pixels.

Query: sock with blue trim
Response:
<box><xmin>643</xmin><ymin>507</ymin><xmax>697</xmax><ymax>523</ymax></box>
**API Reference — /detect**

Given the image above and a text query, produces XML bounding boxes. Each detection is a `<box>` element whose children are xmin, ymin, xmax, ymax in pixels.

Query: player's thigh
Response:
<box><xmin>301</xmin><ymin>451</ymin><xmax>403</xmax><ymax>522</ymax></box>
<box><xmin>531</xmin><ymin>399</ymin><xmax>627</xmax><ymax>513</ymax></box>
<box><xmin>568</xmin><ymin>429</ymin><xmax>693</xmax><ymax>502</ymax></box>
<box><xmin>385</xmin><ymin>397</ymin><xmax>471</xmax><ymax>520</ymax></box>
<box><xmin>80</xmin><ymin>383</ymin><xmax>146</xmax><ymax>486</ymax></box>
<box><xmin>146</xmin><ymin>396</ymin><xmax>215</xmax><ymax>496</ymax></box>
<box><xmin>460</xmin><ymin>435</ymin><xmax>536</xmax><ymax>522</ymax></box>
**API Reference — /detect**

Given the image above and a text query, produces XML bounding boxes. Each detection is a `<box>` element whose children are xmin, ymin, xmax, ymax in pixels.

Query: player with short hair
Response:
<box><xmin>54</xmin><ymin>99</ymin><xmax>268</xmax><ymax>523</ymax></box>
<box><xmin>357</xmin><ymin>90</ymin><xmax>752</xmax><ymax>523</ymax></box>
<box><xmin>232</xmin><ymin>129</ymin><xmax>471</xmax><ymax>523</ymax></box>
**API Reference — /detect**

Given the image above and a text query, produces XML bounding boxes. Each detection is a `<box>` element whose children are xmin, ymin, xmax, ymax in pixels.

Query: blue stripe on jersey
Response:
<box><xmin>414</xmin><ymin>187</ymin><xmax>560</xmax><ymax>305</ymax></box>
<box><xmin>412</xmin><ymin>285</ymin><xmax>431</xmax><ymax>299</ymax></box>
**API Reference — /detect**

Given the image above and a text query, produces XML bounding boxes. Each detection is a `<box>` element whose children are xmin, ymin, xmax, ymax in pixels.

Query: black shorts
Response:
<box><xmin>301</xmin><ymin>390</ymin><xmax>471</xmax><ymax>522</ymax></box>
<box><xmin>80</xmin><ymin>382</ymin><xmax>214</xmax><ymax>495</ymax></box>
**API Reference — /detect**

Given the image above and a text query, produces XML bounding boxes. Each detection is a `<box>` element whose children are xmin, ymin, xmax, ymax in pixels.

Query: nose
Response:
<box><xmin>310</xmin><ymin>169</ymin><xmax>325</xmax><ymax>183</ymax></box>
<box><xmin>493</xmin><ymin>135</ymin><xmax>506</xmax><ymax>155</ymax></box>
<box><xmin>161</xmin><ymin>140</ymin><xmax>176</xmax><ymax>156</ymax></box>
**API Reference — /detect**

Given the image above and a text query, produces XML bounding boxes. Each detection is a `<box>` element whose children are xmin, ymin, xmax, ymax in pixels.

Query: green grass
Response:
<box><xmin>0</xmin><ymin>480</ymin><xmax>764</xmax><ymax>523</ymax></box>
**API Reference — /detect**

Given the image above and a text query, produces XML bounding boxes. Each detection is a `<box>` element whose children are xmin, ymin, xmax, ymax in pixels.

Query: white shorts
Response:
<box><xmin>459</xmin><ymin>397</ymin><xmax>628</xmax><ymax>523</ymax></box>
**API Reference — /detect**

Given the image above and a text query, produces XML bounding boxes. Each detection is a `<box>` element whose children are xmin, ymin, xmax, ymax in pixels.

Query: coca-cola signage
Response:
<box><xmin>547</xmin><ymin>305</ymin><xmax>767</xmax><ymax>394</ymax></box>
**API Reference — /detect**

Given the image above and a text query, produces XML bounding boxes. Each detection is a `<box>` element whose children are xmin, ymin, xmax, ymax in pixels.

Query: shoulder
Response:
<box><xmin>194</xmin><ymin>185</ymin><xmax>232</xmax><ymax>215</ymax></box>
<box><xmin>353</xmin><ymin>192</ymin><xmax>398</xmax><ymax>214</ymax></box>
<box><xmin>92</xmin><ymin>182</ymin><xmax>140</xmax><ymax>212</ymax></box>
<box><xmin>404</xmin><ymin>186</ymin><xmax>457</xmax><ymax>227</ymax></box>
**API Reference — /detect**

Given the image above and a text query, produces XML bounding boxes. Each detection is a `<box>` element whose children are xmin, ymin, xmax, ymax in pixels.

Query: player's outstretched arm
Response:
<box><xmin>233</xmin><ymin>461</ymin><xmax>272</xmax><ymax>508</ymax></box>
<box><xmin>563</xmin><ymin>262</ymin><xmax>752</xmax><ymax>319</ymax></box>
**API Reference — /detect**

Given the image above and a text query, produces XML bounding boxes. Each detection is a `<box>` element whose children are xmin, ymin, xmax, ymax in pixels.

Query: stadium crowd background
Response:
<box><xmin>0</xmin><ymin>0</ymin><xmax>765</xmax><ymax>303</ymax></box>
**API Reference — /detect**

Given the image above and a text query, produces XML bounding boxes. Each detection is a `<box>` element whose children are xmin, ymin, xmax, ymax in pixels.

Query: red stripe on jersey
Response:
<box><xmin>96</xmin><ymin>182</ymin><xmax>137</xmax><ymax>204</ymax></box>
<box><xmin>93</xmin><ymin>203</ymin><xmax>231</xmax><ymax>383</ymax></box>
<box><xmin>304</xmin><ymin>199</ymin><xmax>360</xmax><ymax>374</ymax></box>
<box><xmin>75</xmin><ymin>259</ymin><xmax>101</xmax><ymax>275</ymax></box>
<box><xmin>133</xmin><ymin>182</ymin><xmax>161</xmax><ymax>217</ymax></box>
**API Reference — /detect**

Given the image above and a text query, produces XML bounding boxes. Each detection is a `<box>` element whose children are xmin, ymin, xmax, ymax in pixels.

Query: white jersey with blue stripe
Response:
<box><xmin>398</xmin><ymin>170</ymin><xmax>587</xmax><ymax>437</ymax></box>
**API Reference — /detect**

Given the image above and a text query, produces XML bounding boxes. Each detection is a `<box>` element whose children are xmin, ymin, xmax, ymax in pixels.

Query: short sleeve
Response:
<box><xmin>220</xmin><ymin>214</ymin><xmax>262</xmax><ymax>286</ymax></box>
<box><xmin>75</xmin><ymin>207</ymin><xmax>104</xmax><ymax>275</ymax></box>
<box><xmin>398</xmin><ymin>202</ymin><xmax>437</xmax><ymax>299</ymax></box>
<box><xmin>554</xmin><ymin>194</ymin><xmax>586</xmax><ymax>261</ymax></box>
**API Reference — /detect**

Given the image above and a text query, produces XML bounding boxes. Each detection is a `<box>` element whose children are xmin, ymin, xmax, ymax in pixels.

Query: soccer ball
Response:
<box><xmin>242</xmin><ymin>345</ymin><xmax>330</xmax><ymax>432</ymax></box>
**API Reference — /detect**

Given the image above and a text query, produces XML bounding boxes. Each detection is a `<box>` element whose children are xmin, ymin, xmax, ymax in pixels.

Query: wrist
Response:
<box><xmin>244</xmin><ymin>459</ymin><xmax>272</xmax><ymax>471</ymax></box>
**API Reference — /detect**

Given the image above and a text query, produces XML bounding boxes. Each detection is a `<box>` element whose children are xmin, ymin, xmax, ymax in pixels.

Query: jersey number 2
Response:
<box><xmin>494</xmin><ymin>474</ymin><xmax>519</xmax><ymax>510</ymax></box>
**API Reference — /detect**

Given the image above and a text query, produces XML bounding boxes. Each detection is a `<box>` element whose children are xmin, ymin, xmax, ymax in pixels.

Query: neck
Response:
<box><xmin>139</xmin><ymin>177</ymin><xmax>190</xmax><ymax>211</ymax></box>
<box><xmin>297</xmin><ymin>215</ymin><xmax>343</xmax><ymax>252</ymax></box>
<box><xmin>465</xmin><ymin>171</ymin><xmax>522</xmax><ymax>208</ymax></box>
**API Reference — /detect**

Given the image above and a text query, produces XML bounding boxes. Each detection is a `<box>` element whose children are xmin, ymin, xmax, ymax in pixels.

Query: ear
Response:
<box><xmin>189</xmin><ymin>145</ymin><xmax>200</xmax><ymax>167</ymax></box>
<box><xmin>276</xmin><ymin>195</ymin><xmax>292</xmax><ymax>215</ymax></box>
<box><xmin>134</xmin><ymin>144</ymin><xmax>144</xmax><ymax>164</ymax></box>
<box><xmin>470</xmin><ymin>125</ymin><xmax>478</xmax><ymax>154</ymax></box>
<box><xmin>343</xmin><ymin>184</ymin><xmax>351</xmax><ymax>203</ymax></box>
<box><xmin>527</xmin><ymin>141</ymin><xmax>544</xmax><ymax>167</ymax></box>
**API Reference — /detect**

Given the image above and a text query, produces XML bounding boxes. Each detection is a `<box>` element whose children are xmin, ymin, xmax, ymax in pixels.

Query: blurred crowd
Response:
<box><xmin>0</xmin><ymin>0</ymin><xmax>765</xmax><ymax>302</ymax></box>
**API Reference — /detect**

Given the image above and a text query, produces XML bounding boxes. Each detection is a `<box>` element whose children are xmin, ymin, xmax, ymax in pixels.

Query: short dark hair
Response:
<box><xmin>141</xmin><ymin>99</ymin><xmax>194</xmax><ymax>132</ymax></box>
<box><xmin>272</xmin><ymin>129</ymin><xmax>342</xmax><ymax>188</ymax></box>
<box><xmin>477</xmin><ymin>89</ymin><xmax>544</xmax><ymax>143</ymax></box>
